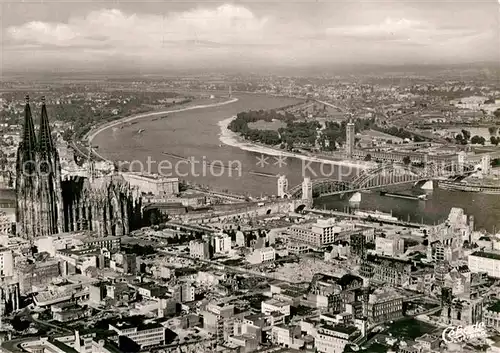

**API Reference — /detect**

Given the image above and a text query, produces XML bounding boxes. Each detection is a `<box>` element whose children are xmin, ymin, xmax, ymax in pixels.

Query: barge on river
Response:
<box><xmin>380</xmin><ymin>191</ymin><xmax>427</xmax><ymax>200</ymax></box>
<box><xmin>438</xmin><ymin>180</ymin><xmax>500</xmax><ymax>194</ymax></box>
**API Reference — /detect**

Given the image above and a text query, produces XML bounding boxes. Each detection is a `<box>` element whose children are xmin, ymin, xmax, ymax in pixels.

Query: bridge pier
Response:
<box><xmin>349</xmin><ymin>192</ymin><xmax>362</xmax><ymax>203</ymax></box>
<box><xmin>421</xmin><ymin>180</ymin><xmax>434</xmax><ymax>190</ymax></box>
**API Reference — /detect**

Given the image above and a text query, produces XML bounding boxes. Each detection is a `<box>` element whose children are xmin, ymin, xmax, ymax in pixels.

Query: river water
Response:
<box><xmin>92</xmin><ymin>93</ymin><xmax>500</xmax><ymax>232</ymax></box>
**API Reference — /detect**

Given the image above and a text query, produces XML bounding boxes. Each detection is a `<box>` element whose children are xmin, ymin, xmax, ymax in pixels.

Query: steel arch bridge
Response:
<box><xmin>288</xmin><ymin>161</ymin><xmax>477</xmax><ymax>199</ymax></box>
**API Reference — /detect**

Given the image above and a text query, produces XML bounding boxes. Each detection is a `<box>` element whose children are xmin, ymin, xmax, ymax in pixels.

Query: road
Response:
<box><xmin>29</xmin><ymin>315</ymin><xmax>72</xmax><ymax>334</ymax></box>
<box><xmin>315</xmin><ymin>99</ymin><xmax>345</xmax><ymax>112</ymax></box>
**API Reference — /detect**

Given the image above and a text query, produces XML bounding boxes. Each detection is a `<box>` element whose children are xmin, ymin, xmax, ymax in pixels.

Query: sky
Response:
<box><xmin>0</xmin><ymin>0</ymin><xmax>499</xmax><ymax>73</ymax></box>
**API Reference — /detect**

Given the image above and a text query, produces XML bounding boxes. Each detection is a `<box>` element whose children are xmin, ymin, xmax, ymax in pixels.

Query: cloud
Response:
<box><xmin>2</xmin><ymin>4</ymin><xmax>498</xmax><ymax>70</ymax></box>
<box><xmin>7</xmin><ymin>5</ymin><xmax>270</xmax><ymax>49</ymax></box>
<box><xmin>325</xmin><ymin>17</ymin><xmax>481</xmax><ymax>44</ymax></box>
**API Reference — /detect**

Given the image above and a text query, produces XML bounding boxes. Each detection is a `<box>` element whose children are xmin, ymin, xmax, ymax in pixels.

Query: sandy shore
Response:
<box><xmin>218</xmin><ymin>115</ymin><xmax>374</xmax><ymax>170</ymax></box>
<box><xmin>86</xmin><ymin>97</ymin><xmax>239</xmax><ymax>143</ymax></box>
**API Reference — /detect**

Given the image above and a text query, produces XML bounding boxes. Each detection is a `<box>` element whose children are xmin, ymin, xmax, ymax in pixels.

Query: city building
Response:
<box><xmin>0</xmin><ymin>247</ymin><xmax>13</xmax><ymax>278</ymax></box>
<box><xmin>15</xmin><ymin>259</ymin><xmax>61</xmax><ymax>293</ymax></box>
<box><xmin>189</xmin><ymin>239</ymin><xmax>212</xmax><ymax>259</ymax></box>
<box><xmin>81</xmin><ymin>235</ymin><xmax>121</xmax><ymax>251</ymax></box>
<box><xmin>261</xmin><ymin>299</ymin><xmax>290</xmax><ymax>316</ymax></box>
<box><xmin>316</xmin><ymin>323</ymin><xmax>359</xmax><ymax>353</ymax></box>
<box><xmin>270</xmin><ymin>324</ymin><xmax>304</xmax><ymax>349</ymax></box>
<box><xmin>109</xmin><ymin>319</ymin><xmax>166</xmax><ymax>349</ymax></box>
<box><xmin>202</xmin><ymin>303</ymin><xmax>235</xmax><ymax>342</ymax></box>
<box><xmin>56</xmin><ymin>248</ymin><xmax>99</xmax><ymax>275</ymax></box>
<box><xmin>367</xmin><ymin>288</ymin><xmax>404</xmax><ymax>323</ymax></box>
<box><xmin>441</xmin><ymin>295</ymin><xmax>484</xmax><ymax>326</ymax></box>
<box><xmin>0</xmin><ymin>283</ymin><xmax>20</xmax><ymax>315</ymax></box>
<box><xmin>110</xmin><ymin>253</ymin><xmax>137</xmax><ymax>275</ymax></box>
<box><xmin>375</xmin><ymin>236</ymin><xmax>404</xmax><ymax>257</ymax></box>
<box><xmin>35</xmin><ymin>234</ymin><xmax>121</xmax><ymax>257</ymax></box>
<box><xmin>212</xmin><ymin>233</ymin><xmax>231</xmax><ymax>254</ymax></box>
<box><xmin>360</xmin><ymin>254</ymin><xmax>416</xmax><ymax>287</ymax></box>
<box><xmin>0</xmin><ymin>211</ymin><xmax>12</xmax><ymax>235</ymax></box>
<box><xmin>289</xmin><ymin>218</ymin><xmax>356</xmax><ymax>248</ymax></box>
<box><xmin>482</xmin><ymin>154</ymin><xmax>491</xmax><ymax>175</ymax></box>
<box><xmin>35</xmin><ymin>234</ymin><xmax>76</xmax><ymax>257</ymax></box>
<box><xmin>247</xmin><ymin>247</ymin><xmax>276</xmax><ymax>264</ymax></box>
<box><xmin>325</xmin><ymin>241</ymin><xmax>350</xmax><ymax>260</ymax></box>
<box><xmin>350</xmin><ymin>232</ymin><xmax>367</xmax><ymax>258</ymax></box>
<box><xmin>468</xmin><ymin>251</ymin><xmax>500</xmax><ymax>278</ymax></box>
<box><xmin>173</xmin><ymin>283</ymin><xmax>195</xmax><ymax>303</ymax></box>
<box><xmin>235</xmin><ymin>231</ymin><xmax>245</xmax><ymax>247</ymax></box>
<box><xmin>483</xmin><ymin>301</ymin><xmax>500</xmax><ymax>329</ymax></box>
<box><xmin>121</xmin><ymin>173</ymin><xmax>179</xmax><ymax>196</ymax></box>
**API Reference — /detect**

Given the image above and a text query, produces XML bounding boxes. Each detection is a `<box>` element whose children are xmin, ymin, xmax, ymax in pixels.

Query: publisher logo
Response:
<box><xmin>442</xmin><ymin>322</ymin><xmax>488</xmax><ymax>344</ymax></box>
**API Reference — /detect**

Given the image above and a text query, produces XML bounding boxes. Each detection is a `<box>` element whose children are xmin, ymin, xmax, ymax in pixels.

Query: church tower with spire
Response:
<box><xmin>37</xmin><ymin>96</ymin><xmax>64</xmax><ymax>236</ymax></box>
<box><xmin>15</xmin><ymin>95</ymin><xmax>64</xmax><ymax>239</ymax></box>
<box><xmin>15</xmin><ymin>95</ymin><xmax>38</xmax><ymax>238</ymax></box>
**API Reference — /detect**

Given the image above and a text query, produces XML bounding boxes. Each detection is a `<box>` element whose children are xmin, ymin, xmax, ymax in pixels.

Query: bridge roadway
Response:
<box><xmin>187</xmin><ymin>187</ymin><xmax>249</xmax><ymax>202</ymax></box>
<box><xmin>304</xmin><ymin>208</ymin><xmax>428</xmax><ymax>229</ymax></box>
<box><xmin>307</xmin><ymin>179</ymin><xmax>426</xmax><ymax>198</ymax></box>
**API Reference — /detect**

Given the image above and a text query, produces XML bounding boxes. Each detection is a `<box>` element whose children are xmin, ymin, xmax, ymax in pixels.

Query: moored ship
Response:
<box><xmin>249</xmin><ymin>170</ymin><xmax>278</xmax><ymax>178</ymax></box>
<box><xmin>354</xmin><ymin>209</ymin><xmax>398</xmax><ymax>222</ymax></box>
<box><xmin>438</xmin><ymin>180</ymin><xmax>500</xmax><ymax>194</ymax></box>
<box><xmin>380</xmin><ymin>191</ymin><xmax>427</xmax><ymax>200</ymax></box>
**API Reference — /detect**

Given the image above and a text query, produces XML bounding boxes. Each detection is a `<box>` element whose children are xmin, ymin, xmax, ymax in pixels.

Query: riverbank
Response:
<box><xmin>218</xmin><ymin>115</ymin><xmax>374</xmax><ymax>170</ymax></box>
<box><xmin>83</xmin><ymin>97</ymin><xmax>238</xmax><ymax>162</ymax></box>
<box><xmin>86</xmin><ymin>97</ymin><xmax>239</xmax><ymax>143</ymax></box>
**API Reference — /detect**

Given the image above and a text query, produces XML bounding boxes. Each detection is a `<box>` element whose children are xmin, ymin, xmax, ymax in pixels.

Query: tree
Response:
<box><xmin>495</xmin><ymin>109</ymin><xmax>500</xmax><ymax>119</ymax></box>
<box><xmin>455</xmin><ymin>133</ymin><xmax>467</xmax><ymax>144</ymax></box>
<box><xmin>461</xmin><ymin>129</ymin><xmax>471</xmax><ymax>141</ymax></box>
<box><xmin>403</xmin><ymin>156</ymin><xmax>411</xmax><ymax>165</ymax></box>
<box><xmin>11</xmin><ymin>316</ymin><xmax>30</xmax><ymax>331</ymax></box>
<box><xmin>414</xmin><ymin>135</ymin><xmax>426</xmax><ymax>142</ymax></box>
<box><xmin>364</xmin><ymin>154</ymin><xmax>372</xmax><ymax>161</ymax></box>
<box><xmin>491</xmin><ymin>136</ymin><xmax>499</xmax><ymax>146</ymax></box>
<box><xmin>470</xmin><ymin>135</ymin><xmax>486</xmax><ymax>145</ymax></box>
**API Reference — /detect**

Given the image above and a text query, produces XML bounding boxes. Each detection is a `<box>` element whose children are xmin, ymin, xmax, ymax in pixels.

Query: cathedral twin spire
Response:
<box><xmin>21</xmin><ymin>95</ymin><xmax>55</xmax><ymax>158</ymax></box>
<box><xmin>16</xmin><ymin>95</ymin><xmax>63</xmax><ymax>239</ymax></box>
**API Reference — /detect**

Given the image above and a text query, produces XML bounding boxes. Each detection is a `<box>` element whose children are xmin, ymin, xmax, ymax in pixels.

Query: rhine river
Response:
<box><xmin>91</xmin><ymin>92</ymin><xmax>500</xmax><ymax>232</ymax></box>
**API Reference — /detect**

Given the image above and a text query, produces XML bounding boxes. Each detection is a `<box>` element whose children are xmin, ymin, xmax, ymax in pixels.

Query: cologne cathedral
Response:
<box><xmin>16</xmin><ymin>96</ymin><xmax>64</xmax><ymax>238</ymax></box>
<box><xmin>16</xmin><ymin>96</ymin><xmax>142</xmax><ymax>239</ymax></box>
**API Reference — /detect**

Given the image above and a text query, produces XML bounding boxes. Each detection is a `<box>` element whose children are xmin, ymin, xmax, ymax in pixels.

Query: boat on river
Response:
<box><xmin>354</xmin><ymin>210</ymin><xmax>398</xmax><ymax>222</ymax></box>
<box><xmin>380</xmin><ymin>191</ymin><xmax>427</xmax><ymax>201</ymax></box>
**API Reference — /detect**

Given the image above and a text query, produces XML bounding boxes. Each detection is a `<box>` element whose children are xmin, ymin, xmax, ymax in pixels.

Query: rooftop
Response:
<box><xmin>110</xmin><ymin>317</ymin><xmax>163</xmax><ymax>331</ymax></box>
<box><xmin>487</xmin><ymin>300</ymin><xmax>500</xmax><ymax>313</ymax></box>
<box><xmin>49</xmin><ymin>339</ymin><xmax>80</xmax><ymax>353</ymax></box>
<box><xmin>263</xmin><ymin>298</ymin><xmax>289</xmax><ymax>307</ymax></box>
<box><xmin>82</xmin><ymin>236</ymin><xmax>121</xmax><ymax>243</ymax></box>
<box><xmin>471</xmin><ymin>251</ymin><xmax>500</xmax><ymax>261</ymax></box>
<box><xmin>319</xmin><ymin>323</ymin><xmax>358</xmax><ymax>335</ymax></box>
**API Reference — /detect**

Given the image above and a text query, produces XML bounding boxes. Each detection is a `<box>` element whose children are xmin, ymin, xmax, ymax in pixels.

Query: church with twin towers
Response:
<box><xmin>15</xmin><ymin>95</ymin><xmax>65</xmax><ymax>238</ymax></box>
<box><xmin>15</xmin><ymin>95</ymin><xmax>142</xmax><ymax>240</ymax></box>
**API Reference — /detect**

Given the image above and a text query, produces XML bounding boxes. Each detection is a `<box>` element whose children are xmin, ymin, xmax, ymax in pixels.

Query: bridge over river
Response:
<box><xmin>288</xmin><ymin>161</ymin><xmax>479</xmax><ymax>199</ymax></box>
